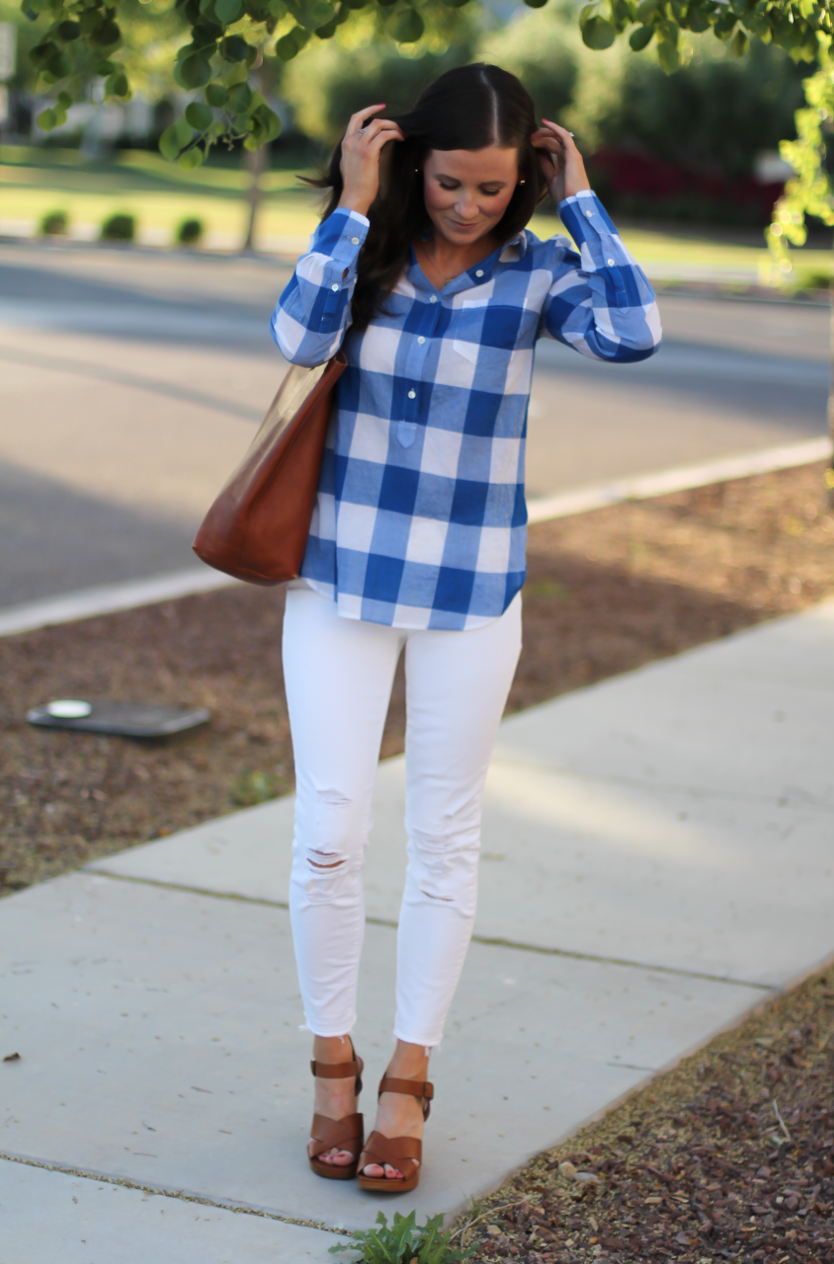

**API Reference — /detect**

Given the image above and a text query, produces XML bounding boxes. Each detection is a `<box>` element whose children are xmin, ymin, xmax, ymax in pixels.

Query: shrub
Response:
<box><xmin>176</xmin><ymin>217</ymin><xmax>204</xmax><ymax>246</ymax></box>
<box><xmin>100</xmin><ymin>213</ymin><xmax>136</xmax><ymax>242</ymax></box>
<box><xmin>794</xmin><ymin>269</ymin><xmax>832</xmax><ymax>293</ymax></box>
<box><xmin>40</xmin><ymin>209</ymin><xmax>69</xmax><ymax>236</ymax></box>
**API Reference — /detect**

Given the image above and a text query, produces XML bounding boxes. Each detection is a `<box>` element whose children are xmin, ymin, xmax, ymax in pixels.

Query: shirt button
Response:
<box><xmin>607</xmin><ymin>258</ymin><xmax>615</xmax><ymax>266</ymax></box>
<box><xmin>351</xmin><ymin>237</ymin><xmax>359</xmax><ymax>245</ymax></box>
<box><xmin>475</xmin><ymin>269</ymin><xmax>484</xmax><ymax>277</ymax></box>
<box><xmin>586</xmin><ymin>210</ymin><xmax>593</xmax><ymax>218</ymax></box>
<box><xmin>417</xmin><ymin>336</ymin><xmax>425</xmax><ymax>345</ymax></box>
<box><xmin>331</xmin><ymin>283</ymin><xmax>339</xmax><ymax>292</ymax></box>
<box><xmin>429</xmin><ymin>295</ymin><xmax>437</xmax><ymax>303</ymax></box>
<box><xmin>408</xmin><ymin>390</ymin><xmax>416</xmax><ymax>399</ymax></box>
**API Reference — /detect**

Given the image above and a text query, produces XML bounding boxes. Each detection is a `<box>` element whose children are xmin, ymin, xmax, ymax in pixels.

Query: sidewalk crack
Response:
<box><xmin>84</xmin><ymin>870</ymin><xmax>777</xmax><ymax>992</ymax></box>
<box><xmin>0</xmin><ymin>1150</ymin><xmax>351</xmax><ymax>1236</ymax></box>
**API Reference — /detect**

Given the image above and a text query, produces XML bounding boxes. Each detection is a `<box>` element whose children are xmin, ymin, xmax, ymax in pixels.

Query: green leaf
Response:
<box><xmin>227</xmin><ymin>81</ymin><xmax>252</xmax><ymax>109</ymax></box>
<box><xmin>224</xmin><ymin>59</ymin><xmax>249</xmax><ymax>83</ymax></box>
<box><xmin>254</xmin><ymin>102</ymin><xmax>282</xmax><ymax>140</ymax></box>
<box><xmin>267</xmin><ymin>0</ymin><xmax>289</xmax><ymax>14</ymax></box>
<box><xmin>685</xmin><ymin>3</ymin><xmax>710</xmax><ymax>33</ymax></box>
<box><xmin>275</xmin><ymin>26</ymin><xmax>309</xmax><ymax>57</ymax></box>
<box><xmin>581</xmin><ymin>15</ymin><xmax>616</xmax><ymax>48</ymax></box>
<box><xmin>388</xmin><ymin>5</ymin><xmax>424</xmax><ymax>41</ymax></box>
<box><xmin>274</xmin><ymin>32</ymin><xmax>298</xmax><ymax>57</ymax></box>
<box><xmin>731</xmin><ymin>26</ymin><xmax>749</xmax><ymax>56</ymax></box>
<box><xmin>36</xmin><ymin>107</ymin><xmax>58</xmax><ymax>130</ymax></box>
<box><xmin>635</xmin><ymin>0</ymin><xmax>659</xmax><ymax>18</ymax></box>
<box><xmin>95</xmin><ymin>59</ymin><xmax>116</xmax><ymax>74</ymax></box>
<box><xmin>179</xmin><ymin>148</ymin><xmax>205</xmax><ymax>171</ymax></box>
<box><xmin>522</xmin><ymin>0</ymin><xmax>549</xmax><ymax>8</ymax></box>
<box><xmin>29</xmin><ymin>40</ymin><xmax>56</xmax><ymax>67</ymax></box>
<box><xmin>205</xmin><ymin>82</ymin><xmax>229</xmax><ymax>106</ymax></box>
<box><xmin>105</xmin><ymin>71</ymin><xmax>130</xmax><ymax>97</ymax></box>
<box><xmin>656</xmin><ymin>35</ymin><xmax>681</xmax><ymax>70</ymax></box>
<box><xmin>90</xmin><ymin>19</ymin><xmax>120</xmax><ymax>48</ymax></box>
<box><xmin>629</xmin><ymin>22</ymin><xmax>654</xmax><ymax>47</ymax></box>
<box><xmin>216</xmin><ymin>0</ymin><xmax>243</xmax><ymax>20</ymax></box>
<box><xmin>177</xmin><ymin>53</ymin><xmax>213</xmax><ymax>87</ymax></box>
<box><xmin>55</xmin><ymin>20</ymin><xmax>80</xmax><ymax>40</ymax></box>
<box><xmin>56</xmin><ymin>89</ymin><xmax>73</xmax><ymax>108</ymax></box>
<box><xmin>295</xmin><ymin>0</ymin><xmax>335</xmax><ymax>28</ymax></box>
<box><xmin>159</xmin><ymin>116</ymin><xmax>195</xmax><ymax>160</ymax></box>
<box><xmin>219</xmin><ymin>33</ymin><xmax>250</xmax><ymax>59</ymax></box>
<box><xmin>185</xmin><ymin>100</ymin><xmax>214</xmax><ymax>129</ymax></box>
<box><xmin>314</xmin><ymin>17</ymin><xmax>337</xmax><ymax>36</ymax></box>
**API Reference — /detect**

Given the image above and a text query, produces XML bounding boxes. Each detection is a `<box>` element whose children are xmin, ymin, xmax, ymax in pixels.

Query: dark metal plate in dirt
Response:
<box><xmin>27</xmin><ymin>700</ymin><xmax>211</xmax><ymax>738</ymax></box>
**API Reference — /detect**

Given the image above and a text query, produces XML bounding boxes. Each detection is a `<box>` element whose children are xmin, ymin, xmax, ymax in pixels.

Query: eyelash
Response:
<box><xmin>438</xmin><ymin>182</ymin><xmax>502</xmax><ymax>196</ymax></box>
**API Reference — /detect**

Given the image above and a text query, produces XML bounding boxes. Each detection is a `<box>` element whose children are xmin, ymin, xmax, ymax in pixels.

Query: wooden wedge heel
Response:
<box><xmin>307</xmin><ymin>1040</ymin><xmax>364</xmax><ymax>1181</ymax></box>
<box><xmin>356</xmin><ymin>1074</ymin><xmax>434</xmax><ymax>1194</ymax></box>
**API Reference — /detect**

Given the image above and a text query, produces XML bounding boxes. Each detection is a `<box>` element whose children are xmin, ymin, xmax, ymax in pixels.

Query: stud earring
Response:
<box><xmin>519</xmin><ymin>179</ymin><xmax>526</xmax><ymax>185</ymax></box>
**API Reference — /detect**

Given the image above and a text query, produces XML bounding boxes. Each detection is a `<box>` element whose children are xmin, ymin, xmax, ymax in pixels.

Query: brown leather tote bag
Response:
<box><xmin>192</xmin><ymin>351</ymin><xmax>347</xmax><ymax>585</ymax></box>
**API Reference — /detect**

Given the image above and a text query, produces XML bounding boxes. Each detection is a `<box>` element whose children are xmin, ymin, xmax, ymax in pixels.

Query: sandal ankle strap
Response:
<box><xmin>310</xmin><ymin>1038</ymin><xmax>363</xmax><ymax>1093</ymax></box>
<box><xmin>378</xmin><ymin>1076</ymin><xmax>433</xmax><ymax>1100</ymax></box>
<box><xmin>310</xmin><ymin>1058</ymin><xmax>362</xmax><ymax>1079</ymax></box>
<box><xmin>378</xmin><ymin>1075</ymin><xmax>434</xmax><ymax>1120</ymax></box>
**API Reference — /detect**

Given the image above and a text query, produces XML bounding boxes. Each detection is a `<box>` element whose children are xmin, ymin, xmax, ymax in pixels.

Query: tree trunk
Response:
<box><xmin>242</xmin><ymin>142</ymin><xmax>267</xmax><ymax>253</ymax></box>
<box><xmin>828</xmin><ymin>255</ymin><xmax>834</xmax><ymax>508</ymax></box>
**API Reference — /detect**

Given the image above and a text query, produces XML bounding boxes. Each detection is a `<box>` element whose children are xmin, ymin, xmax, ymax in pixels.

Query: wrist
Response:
<box><xmin>561</xmin><ymin>181</ymin><xmax>592</xmax><ymax>201</ymax></box>
<box><xmin>338</xmin><ymin>194</ymin><xmax>372</xmax><ymax>217</ymax></box>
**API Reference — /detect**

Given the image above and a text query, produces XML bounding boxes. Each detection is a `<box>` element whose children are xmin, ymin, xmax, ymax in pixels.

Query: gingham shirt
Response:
<box><xmin>271</xmin><ymin>190</ymin><xmax>661</xmax><ymax>630</ymax></box>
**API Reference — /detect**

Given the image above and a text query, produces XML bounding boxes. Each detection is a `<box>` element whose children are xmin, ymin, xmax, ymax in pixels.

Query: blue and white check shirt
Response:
<box><xmin>271</xmin><ymin>190</ymin><xmax>661</xmax><ymax>631</ymax></box>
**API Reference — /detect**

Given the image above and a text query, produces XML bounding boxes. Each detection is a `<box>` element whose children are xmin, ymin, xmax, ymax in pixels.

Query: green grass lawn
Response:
<box><xmin>1</xmin><ymin>143</ymin><xmax>830</xmax><ymax>280</ymax></box>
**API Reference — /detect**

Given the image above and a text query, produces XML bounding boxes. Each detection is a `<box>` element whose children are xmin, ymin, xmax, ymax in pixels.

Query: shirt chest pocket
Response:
<box><xmin>453</xmin><ymin>300</ymin><xmax>533</xmax><ymax>366</ymax></box>
<box><xmin>452</xmin><ymin>299</ymin><xmax>488</xmax><ymax>364</ymax></box>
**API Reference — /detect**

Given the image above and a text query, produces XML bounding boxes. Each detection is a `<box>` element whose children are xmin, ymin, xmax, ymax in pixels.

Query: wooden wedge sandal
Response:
<box><xmin>307</xmin><ymin>1041</ymin><xmax>364</xmax><ymax>1181</ymax></box>
<box><xmin>356</xmin><ymin>1075</ymin><xmax>434</xmax><ymax>1194</ymax></box>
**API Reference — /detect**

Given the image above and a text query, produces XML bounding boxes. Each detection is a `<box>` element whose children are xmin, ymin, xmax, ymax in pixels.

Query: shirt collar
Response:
<box><xmin>409</xmin><ymin>229</ymin><xmax>528</xmax><ymax>293</ymax></box>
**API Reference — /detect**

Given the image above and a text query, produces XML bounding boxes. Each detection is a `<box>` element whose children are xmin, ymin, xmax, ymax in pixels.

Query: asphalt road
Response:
<box><xmin>0</xmin><ymin>239</ymin><xmax>829</xmax><ymax>609</ymax></box>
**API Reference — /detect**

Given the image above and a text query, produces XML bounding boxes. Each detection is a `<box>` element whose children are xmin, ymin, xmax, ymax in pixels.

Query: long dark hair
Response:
<box><xmin>306</xmin><ymin>63</ymin><xmax>548</xmax><ymax>332</ymax></box>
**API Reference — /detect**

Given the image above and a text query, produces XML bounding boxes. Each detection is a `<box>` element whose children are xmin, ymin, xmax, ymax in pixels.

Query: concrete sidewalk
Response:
<box><xmin>2</xmin><ymin>600</ymin><xmax>833</xmax><ymax>1262</ymax></box>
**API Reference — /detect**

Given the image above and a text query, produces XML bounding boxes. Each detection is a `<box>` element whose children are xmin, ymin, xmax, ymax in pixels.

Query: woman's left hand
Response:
<box><xmin>530</xmin><ymin>119</ymin><xmax>591</xmax><ymax>206</ymax></box>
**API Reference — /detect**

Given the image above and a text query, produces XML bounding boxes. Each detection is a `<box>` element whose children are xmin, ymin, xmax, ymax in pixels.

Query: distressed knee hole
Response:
<box><xmin>307</xmin><ymin>847</ymin><xmax>347</xmax><ymax>871</ymax></box>
<box><xmin>317</xmin><ymin>788</ymin><xmax>352</xmax><ymax>807</ymax></box>
<box><xmin>419</xmin><ymin>888</ymin><xmax>454</xmax><ymax>902</ymax></box>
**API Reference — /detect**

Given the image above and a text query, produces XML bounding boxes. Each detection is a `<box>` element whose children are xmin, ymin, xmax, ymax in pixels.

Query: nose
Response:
<box><xmin>454</xmin><ymin>190</ymin><xmax>479</xmax><ymax>220</ymax></box>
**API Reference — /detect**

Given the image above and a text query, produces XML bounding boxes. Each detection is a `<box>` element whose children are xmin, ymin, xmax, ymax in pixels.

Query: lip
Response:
<box><xmin>448</xmin><ymin>220</ymin><xmax>480</xmax><ymax>232</ymax></box>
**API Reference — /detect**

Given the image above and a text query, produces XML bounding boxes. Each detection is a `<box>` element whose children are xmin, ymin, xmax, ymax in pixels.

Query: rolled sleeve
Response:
<box><xmin>271</xmin><ymin>209</ymin><xmax>370</xmax><ymax>366</ymax></box>
<box><xmin>543</xmin><ymin>190</ymin><xmax>662</xmax><ymax>363</ymax></box>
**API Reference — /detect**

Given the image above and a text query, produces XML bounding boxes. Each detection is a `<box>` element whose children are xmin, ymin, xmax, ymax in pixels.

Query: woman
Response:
<box><xmin>271</xmin><ymin>63</ymin><xmax>661</xmax><ymax>1194</ymax></box>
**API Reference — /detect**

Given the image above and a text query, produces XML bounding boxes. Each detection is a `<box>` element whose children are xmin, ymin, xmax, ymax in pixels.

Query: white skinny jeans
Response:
<box><xmin>282</xmin><ymin>585</ymin><xmax>522</xmax><ymax>1047</ymax></box>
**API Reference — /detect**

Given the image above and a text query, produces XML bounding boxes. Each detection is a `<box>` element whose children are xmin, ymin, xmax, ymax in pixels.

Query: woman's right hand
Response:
<box><xmin>337</xmin><ymin>104</ymin><xmax>405</xmax><ymax>218</ymax></box>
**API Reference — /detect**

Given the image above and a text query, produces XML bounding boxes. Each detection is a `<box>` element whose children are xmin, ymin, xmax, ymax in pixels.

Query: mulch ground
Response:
<box><xmin>1</xmin><ymin>459</ymin><xmax>832</xmax><ymax>896</ymax></box>
<box><xmin>454</xmin><ymin>962</ymin><xmax>834</xmax><ymax>1264</ymax></box>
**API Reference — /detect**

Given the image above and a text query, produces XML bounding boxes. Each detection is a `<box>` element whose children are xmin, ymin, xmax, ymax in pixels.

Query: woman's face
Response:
<box><xmin>421</xmin><ymin>146</ymin><xmax>519</xmax><ymax>245</ymax></box>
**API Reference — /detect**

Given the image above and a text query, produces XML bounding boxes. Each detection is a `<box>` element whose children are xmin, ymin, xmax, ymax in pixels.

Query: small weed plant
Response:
<box><xmin>330</xmin><ymin>1211</ymin><xmax>474</xmax><ymax>1264</ymax></box>
<box><xmin>230</xmin><ymin>768</ymin><xmax>280</xmax><ymax>806</ymax></box>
